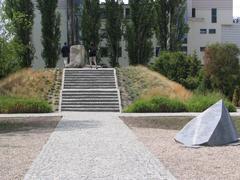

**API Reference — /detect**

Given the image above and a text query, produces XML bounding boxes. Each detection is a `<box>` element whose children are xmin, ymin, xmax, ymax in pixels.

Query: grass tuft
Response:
<box><xmin>185</xmin><ymin>92</ymin><xmax>236</xmax><ymax>112</ymax></box>
<box><xmin>0</xmin><ymin>96</ymin><xmax>52</xmax><ymax>113</ymax></box>
<box><xmin>125</xmin><ymin>96</ymin><xmax>187</xmax><ymax>113</ymax></box>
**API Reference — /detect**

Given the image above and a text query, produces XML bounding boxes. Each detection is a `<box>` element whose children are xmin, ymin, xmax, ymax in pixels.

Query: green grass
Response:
<box><xmin>124</xmin><ymin>96</ymin><xmax>187</xmax><ymax>113</ymax></box>
<box><xmin>185</xmin><ymin>92</ymin><xmax>236</xmax><ymax>112</ymax></box>
<box><xmin>124</xmin><ymin>92</ymin><xmax>236</xmax><ymax>113</ymax></box>
<box><xmin>0</xmin><ymin>96</ymin><xmax>52</xmax><ymax>113</ymax></box>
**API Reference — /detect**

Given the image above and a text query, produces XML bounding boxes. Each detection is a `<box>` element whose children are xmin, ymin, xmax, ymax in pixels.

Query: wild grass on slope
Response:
<box><xmin>118</xmin><ymin>66</ymin><xmax>192</xmax><ymax>106</ymax></box>
<box><xmin>0</xmin><ymin>68</ymin><xmax>56</xmax><ymax>100</ymax></box>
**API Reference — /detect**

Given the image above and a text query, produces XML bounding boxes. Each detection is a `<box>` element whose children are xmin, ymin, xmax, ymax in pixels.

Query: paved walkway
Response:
<box><xmin>24</xmin><ymin>112</ymin><xmax>175</xmax><ymax>180</ymax></box>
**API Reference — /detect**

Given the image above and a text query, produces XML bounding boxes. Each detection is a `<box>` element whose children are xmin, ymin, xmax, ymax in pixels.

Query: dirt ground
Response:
<box><xmin>0</xmin><ymin>116</ymin><xmax>61</xmax><ymax>180</ymax></box>
<box><xmin>122</xmin><ymin>116</ymin><xmax>240</xmax><ymax>180</ymax></box>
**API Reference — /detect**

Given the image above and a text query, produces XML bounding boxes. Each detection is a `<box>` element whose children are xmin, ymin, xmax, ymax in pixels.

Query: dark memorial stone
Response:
<box><xmin>175</xmin><ymin>100</ymin><xmax>239</xmax><ymax>146</ymax></box>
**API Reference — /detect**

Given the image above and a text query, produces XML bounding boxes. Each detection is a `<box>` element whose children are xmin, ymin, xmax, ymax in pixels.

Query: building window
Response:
<box><xmin>200</xmin><ymin>47</ymin><xmax>206</xmax><ymax>52</ymax></box>
<box><xmin>209</xmin><ymin>29</ymin><xmax>216</xmax><ymax>34</ymax></box>
<box><xmin>118</xmin><ymin>47</ymin><xmax>122</xmax><ymax>57</ymax></box>
<box><xmin>183</xmin><ymin>37</ymin><xmax>188</xmax><ymax>44</ymax></box>
<box><xmin>100</xmin><ymin>29</ymin><xmax>108</xmax><ymax>39</ymax></box>
<box><xmin>200</xmin><ymin>29</ymin><xmax>207</xmax><ymax>34</ymax></box>
<box><xmin>100</xmin><ymin>8</ymin><xmax>106</xmax><ymax>19</ymax></box>
<box><xmin>125</xmin><ymin>8</ymin><xmax>130</xmax><ymax>19</ymax></box>
<box><xmin>181</xmin><ymin>46</ymin><xmax>188</xmax><ymax>53</ymax></box>
<box><xmin>212</xmin><ymin>8</ymin><xmax>217</xmax><ymax>23</ymax></box>
<box><xmin>192</xmin><ymin>8</ymin><xmax>196</xmax><ymax>18</ymax></box>
<box><xmin>155</xmin><ymin>47</ymin><xmax>160</xmax><ymax>57</ymax></box>
<box><xmin>100</xmin><ymin>47</ymin><xmax>108</xmax><ymax>57</ymax></box>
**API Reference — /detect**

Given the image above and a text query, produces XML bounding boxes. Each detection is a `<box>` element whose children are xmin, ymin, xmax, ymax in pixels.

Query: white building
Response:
<box><xmin>187</xmin><ymin>0</ymin><xmax>237</xmax><ymax>61</ymax></box>
<box><xmin>32</xmin><ymin>0</ymin><xmax>239</xmax><ymax>68</ymax></box>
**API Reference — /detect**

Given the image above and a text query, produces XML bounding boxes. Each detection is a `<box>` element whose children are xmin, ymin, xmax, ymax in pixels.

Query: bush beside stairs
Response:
<box><xmin>59</xmin><ymin>68</ymin><xmax>121</xmax><ymax>112</ymax></box>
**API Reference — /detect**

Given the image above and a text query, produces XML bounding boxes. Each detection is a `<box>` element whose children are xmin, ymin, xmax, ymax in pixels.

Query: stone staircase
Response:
<box><xmin>59</xmin><ymin>68</ymin><xmax>121</xmax><ymax>112</ymax></box>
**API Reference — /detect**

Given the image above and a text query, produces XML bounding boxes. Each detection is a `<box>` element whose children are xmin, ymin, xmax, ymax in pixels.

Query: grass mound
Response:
<box><xmin>0</xmin><ymin>96</ymin><xmax>52</xmax><ymax>113</ymax></box>
<box><xmin>0</xmin><ymin>68</ymin><xmax>58</xmax><ymax>113</ymax></box>
<box><xmin>0</xmin><ymin>68</ymin><xmax>56</xmax><ymax>100</ymax></box>
<box><xmin>118</xmin><ymin>66</ymin><xmax>192</xmax><ymax>107</ymax></box>
<box><xmin>119</xmin><ymin>66</ymin><xmax>236</xmax><ymax>113</ymax></box>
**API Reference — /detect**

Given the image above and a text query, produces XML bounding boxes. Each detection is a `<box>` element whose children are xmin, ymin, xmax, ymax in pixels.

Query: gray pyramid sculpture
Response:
<box><xmin>175</xmin><ymin>100</ymin><xmax>239</xmax><ymax>146</ymax></box>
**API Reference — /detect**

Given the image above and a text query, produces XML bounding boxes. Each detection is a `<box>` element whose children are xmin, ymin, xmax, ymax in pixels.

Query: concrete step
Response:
<box><xmin>64</xmin><ymin>85</ymin><xmax>116</xmax><ymax>88</ymax></box>
<box><xmin>62</xmin><ymin>96</ymin><xmax>118</xmax><ymax>100</ymax></box>
<box><xmin>61</xmin><ymin>102</ymin><xmax>119</xmax><ymax>105</ymax></box>
<box><xmin>64</xmin><ymin>83</ymin><xmax>116</xmax><ymax>86</ymax></box>
<box><xmin>62</xmin><ymin>91</ymin><xmax>118</xmax><ymax>94</ymax></box>
<box><xmin>65</xmin><ymin>70</ymin><xmax>114</xmax><ymax>72</ymax></box>
<box><xmin>62</xmin><ymin>98</ymin><xmax>118</xmax><ymax>102</ymax></box>
<box><xmin>61</xmin><ymin>104</ymin><xmax>119</xmax><ymax>108</ymax></box>
<box><xmin>64</xmin><ymin>86</ymin><xmax>116</xmax><ymax>89</ymax></box>
<box><xmin>64</xmin><ymin>78</ymin><xmax>115</xmax><ymax>81</ymax></box>
<box><xmin>62</xmin><ymin>90</ymin><xmax>119</xmax><ymax>93</ymax></box>
<box><xmin>65</xmin><ymin>72</ymin><xmax>114</xmax><ymax>74</ymax></box>
<box><xmin>61</xmin><ymin>108</ymin><xmax>119</xmax><ymax>112</ymax></box>
<box><xmin>64</xmin><ymin>76</ymin><xmax>114</xmax><ymax>79</ymax></box>
<box><xmin>63</xmin><ymin>81</ymin><xmax>115</xmax><ymax>83</ymax></box>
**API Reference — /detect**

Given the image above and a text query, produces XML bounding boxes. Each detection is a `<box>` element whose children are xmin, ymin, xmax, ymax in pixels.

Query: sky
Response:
<box><xmin>233</xmin><ymin>0</ymin><xmax>240</xmax><ymax>17</ymax></box>
<box><xmin>101</xmin><ymin>0</ymin><xmax>240</xmax><ymax>18</ymax></box>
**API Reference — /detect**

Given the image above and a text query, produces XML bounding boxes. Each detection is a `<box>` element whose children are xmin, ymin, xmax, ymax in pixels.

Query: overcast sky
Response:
<box><xmin>101</xmin><ymin>0</ymin><xmax>240</xmax><ymax>18</ymax></box>
<box><xmin>233</xmin><ymin>0</ymin><xmax>240</xmax><ymax>17</ymax></box>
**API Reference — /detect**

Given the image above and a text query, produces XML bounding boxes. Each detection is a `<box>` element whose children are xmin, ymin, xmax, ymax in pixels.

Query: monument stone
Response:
<box><xmin>66</xmin><ymin>45</ymin><xmax>86</xmax><ymax>68</ymax></box>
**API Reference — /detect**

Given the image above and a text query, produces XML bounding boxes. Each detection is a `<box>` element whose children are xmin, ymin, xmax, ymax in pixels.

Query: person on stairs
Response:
<box><xmin>61</xmin><ymin>42</ymin><xmax>70</xmax><ymax>67</ymax></box>
<box><xmin>89</xmin><ymin>42</ymin><xmax>98</xmax><ymax>69</ymax></box>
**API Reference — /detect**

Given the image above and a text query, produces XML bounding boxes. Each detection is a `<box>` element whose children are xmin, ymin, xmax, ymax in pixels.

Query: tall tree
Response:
<box><xmin>81</xmin><ymin>0</ymin><xmax>100</xmax><ymax>52</ymax></box>
<box><xmin>126</xmin><ymin>0</ymin><xmax>155</xmax><ymax>65</ymax></box>
<box><xmin>168</xmin><ymin>0</ymin><xmax>188</xmax><ymax>51</ymax></box>
<box><xmin>203</xmin><ymin>43</ymin><xmax>240</xmax><ymax>99</ymax></box>
<box><xmin>154</xmin><ymin>0</ymin><xmax>168</xmax><ymax>50</ymax></box>
<box><xmin>105</xmin><ymin>0</ymin><xmax>123</xmax><ymax>67</ymax></box>
<box><xmin>154</xmin><ymin>0</ymin><xmax>188</xmax><ymax>51</ymax></box>
<box><xmin>4</xmin><ymin>0</ymin><xmax>34</xmax><ymax>67</ymax></box>
<box><xmin>37</xmin><ymin>0</ymin><xmax>61</xmax><ymax>68</ymax></box>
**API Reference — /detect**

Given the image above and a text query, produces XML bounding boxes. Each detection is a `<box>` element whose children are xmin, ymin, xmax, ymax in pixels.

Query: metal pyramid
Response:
<box><xmin>175</xmin><ymin>100</ymin><xmax>239</xmax><ymax>146</ymax></box>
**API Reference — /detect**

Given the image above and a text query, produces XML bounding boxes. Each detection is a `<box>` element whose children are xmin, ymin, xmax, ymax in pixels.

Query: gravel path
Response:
<box><xmin>130</xmin><ymin>127</ymin><xmax>240</xmax><ymax>180</ymax></box>
<box><xmin>0</xmin><ymin>117</ymin><xmax>60</xmax><ymax>180</ymax></box>
<box><xmin>24</xmin><ymin>112</ymin><xmax>175</xmax><ymax>180</ymax></box>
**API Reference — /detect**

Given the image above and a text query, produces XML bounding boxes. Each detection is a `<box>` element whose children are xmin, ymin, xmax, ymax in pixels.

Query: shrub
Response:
<box><xmin>0</xmin><ymin>96</ymin><xmax>52</xmax><ymax>113</ymax></box>
<box><xmin>232</xmin><ymin>86</ymin><xmax>240</xmax><ymax>107</ymax></box>
<box><xmin>0</xmin><ymin>38</ymin><xmax>21</xmax><ymax>79</ymax></box>
<box><xmin>203</xmin><ymin>43</ymin><xmax>240</xmax><ymax>99</ymax></box>
<box><xmin>125</xmin><ymin>96</ymin><xmax>187</xmax><ymax>113</ymax></box>
<box><xmin>151</xmin><ymin>51</ymin><xmax>201</xmax><ymax>90</ymax></box>
<box><xmin>185</xmin><ymin>92</ymin><xmax>236</xmax><ymax>112</ymax></box>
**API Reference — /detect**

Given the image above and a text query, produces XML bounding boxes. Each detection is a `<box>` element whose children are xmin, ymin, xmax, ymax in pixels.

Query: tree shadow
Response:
<box><xmin>0</xmin><ymin>117</ymin><xmax>101</xmax><ymax>135</ymax></box>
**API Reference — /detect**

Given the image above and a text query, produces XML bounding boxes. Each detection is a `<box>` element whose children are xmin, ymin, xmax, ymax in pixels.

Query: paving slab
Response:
<box><xmin>24</xmin><ymin>112</ymin><xmax>175</xmax><ymax>180</ymax></box>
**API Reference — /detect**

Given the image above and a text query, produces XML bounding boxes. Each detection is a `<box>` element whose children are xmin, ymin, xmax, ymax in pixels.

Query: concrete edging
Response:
<box><xmin>0</xmin><ymin>113</ymin><xmax>62</xmax><ymax>118</ymax></box>
<box><xmin>120</xmin><ymin>112</ymin><xmax>240</xmax><ymax>117</ymax></box>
